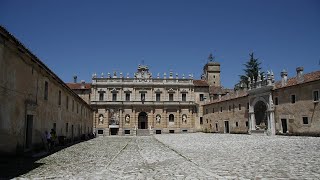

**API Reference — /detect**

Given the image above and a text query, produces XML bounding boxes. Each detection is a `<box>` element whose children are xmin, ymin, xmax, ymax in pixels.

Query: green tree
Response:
<box><xmin>238</xmin><ymin>53</ymin><xmax>264</xmax><ymax>88</ymax></box>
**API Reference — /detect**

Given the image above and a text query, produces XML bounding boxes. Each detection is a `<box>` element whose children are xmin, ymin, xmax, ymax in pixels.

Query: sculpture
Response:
<box><xmin>182</xmin><ymin>114</ymin><xmax>187</xmax><ymax>123</ymax></box>
<box><xmin>156</xmin><ymin>114</ymin><xmax>161</xmax><ymax>123</ymax></box>
<box><xmin>125</xmin><ymin>115</ymin><xmax>130</xmax><ymax>124</ymax></box>
<box><xmin>99</xmin><ymin>115</ymin><xmax>103</xmax><ymax>124</ymax></box>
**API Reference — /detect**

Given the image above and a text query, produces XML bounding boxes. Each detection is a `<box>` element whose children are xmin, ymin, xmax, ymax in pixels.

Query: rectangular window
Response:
<box><xmin>229</xmin><ymin>105</ymin><xmax>231</xmax><ymax>111</ymax></box>
<box><xmin>72</xmin><ymin>100</ymin><xmax>74</xmax><ymax>112</ymax></box>
<box><xmin>44</xmin><ymin>81</ymin><xmax>48</xmax><ymax>100</ymax></box>
<box><xmin>66</xmin><ymin>123</ymin><xmax>69</xmax><ymax>133</ymax></box>
<box><xmin>200</xmin><ymin>94</ymin><xmax>204</xmax><ymax>101</ymax></box>
<box><xmin>182</xmin><ymin>93</ymin><xmax>186</xmax><ymax>102</ymax></box>
<box><xmin>303</xmin><ymin>117</ymin><xmax>308</xmax><ymax>124</ymax></box>
<box><xmin>236</xmin><ymin>122</ymin><xmax>239</xmax><ymax>127</ymax></box>
<box><xmin>275</xmin><ymin>97</ymin><xmax>279</xmax><ymax>105</ymax></box>
<box><xmin>220</xmin><ymin>107</ymin><xmax>223</xmax><ymax>112</ymax></box>
<box><xmin>141</xmin><ymin>93</ymin><xmax>145</xmax><ymax>101</ymax></box>
<box><xmin>66</xmin><ymin>96</ymin><xmax>69</xmax><ymax>110</ymax></box>
<box><xmin>53</xmin><ymin>123</ymin><xmax>56</xmax><ymax>132</ymax></box>
<box><xmin>313</xmin><ymin>91</ymin><xmax>319</xmax><ymax>102</ymax></box>
<box><xmin>77</xmin><ymin>103</ymin><xmax>79</xmax><ymax>114</ymax></box>
<box><xmin>200</xmin><ymin>117</ymin><xmax>203</xmax><ymax>124</ymax></box>
<box><xmin>247</xmin><ymin>103</ymin><xmax>249</xmax><ymax>109</ymax></box>
<box><xmin>212</xmin><ymin>108</ymin><xmax>215</xmax><ymax>113</ymax></box>
<box><xmin>99</xmin><ymin>93</ymin><xmax>104</xmax><ymax>101</ymax></box>
<box><xmin>239</xmin><ymin>104</ymin><xmax>242</xmax><ymax>110</ymax></box>
<box><xmin>206</xmin><ymin>119</ymin><xmax>208</xmax><ymax>124</ymax></box>
<box><xmin>205</xmin><ymin>109</ymin><xmax>208</xmax><ymax>114</ymax></box>
<box><xmin>246</xmin><ymin>121</ymin><xmax>249</xmax><ymax>127</ymax></box>
<box><xmin>169</xmin><ymin>94</ymin><xmax>173</xmax><ymax>101</ymax></box>
<box><xmin>156</xmin><ymin>93</ymin><xmax>160</xmax><ymax>101</ymax></box>
<box><xmin>126</xmin><ymin>93</ymin><xmax>130</xmax><ymax>101</ymax></box>
<box><xmin>291</xmin><ymin>95</ymin><xmax>296</xmax><ymax>104</ymax></box>
<box><xmin>58</xmin><ymin>90</ymin><xmax>61</xmax><ymax>105</ymax></box>
<box><xmin>112</xmin><ymin>93</ymin><xmax>117</xmax><ymax>101</ymax></box>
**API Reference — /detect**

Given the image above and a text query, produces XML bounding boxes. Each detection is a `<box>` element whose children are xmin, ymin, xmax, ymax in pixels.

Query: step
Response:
<box><xmin>250</xmin><ymin>130</ymin><xmax>266</xmax><ymax>135</ymax></box>
<box><xmin>136</xmin><ymin>129</ymin><xmax>151</xmax><ymax>136</ymax></box>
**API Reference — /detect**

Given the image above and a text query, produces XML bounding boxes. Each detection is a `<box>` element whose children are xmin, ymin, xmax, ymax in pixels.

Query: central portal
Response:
<box><xmin>254</xmin><ymin>101</ymin><xmax>268</xmax><ymax>129</ymax></box>
<box><xmin>138</xmin><ymin>112</ymin><xmax>148</xmax><ymax>129</ymax></box>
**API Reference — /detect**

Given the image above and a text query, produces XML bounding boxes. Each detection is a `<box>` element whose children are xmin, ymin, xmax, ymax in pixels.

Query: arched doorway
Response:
<box><xmin>254</xmin><ymin>101</ymin><xmax>268</xmax><ymax>129</ymax></box>
<box><xmin>138</xmin><ymin>112</ymin><xmax>148</xmax><ymax>129</ymax></box>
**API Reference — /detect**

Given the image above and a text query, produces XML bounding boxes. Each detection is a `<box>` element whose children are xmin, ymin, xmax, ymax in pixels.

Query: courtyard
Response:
<box><xmin>16</xmin><ymin>133</ymin><xmax>320</xmax><ymax>179</ymax></box>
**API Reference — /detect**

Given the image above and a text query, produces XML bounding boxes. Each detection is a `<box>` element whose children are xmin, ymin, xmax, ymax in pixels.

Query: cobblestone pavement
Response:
<box><xmin>155</xmin><ymin>133</ymin><xmax>320</xmax><ymax>179</ymax></box>
<box><xmin>17</xmin><ymin>133</ymin><xmax>320</xmax><ymax>179</ymax></box>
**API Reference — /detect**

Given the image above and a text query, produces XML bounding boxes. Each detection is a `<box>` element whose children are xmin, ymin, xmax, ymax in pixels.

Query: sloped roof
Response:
<box><xmin>66</xmin><ymin>83</ymin><xmax>91</xmax><ymax>90</ymax></box>
<box><xmin>0</xmin><ymin>26</ymin><xmax>92</xmax><ymax>109</ymax></box>
<box><xmin>275</xmin><ymin>70</ymin><xmax>320</xmax><ymax>89</ymax></box>
<box><xmin>193</xmin><ymin>80</ymin><xmax>209</xmax><ymax>87</ymax></box>
<box><xmin>206</xmin><ymin>90</ymin><xmax>248</xmax><ymax>105</ymax></box>
<box><xmin>209</xmin><ymin>86</ymin><xmax>233</xmax><ymax>95</ymax></box>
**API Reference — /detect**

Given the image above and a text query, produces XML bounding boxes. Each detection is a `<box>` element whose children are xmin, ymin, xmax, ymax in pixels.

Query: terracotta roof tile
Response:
<box><xmin>206</xmin><ymin>90</ymin><xmax>248</xmax><ymax>105</ymax></box>
<box><xmin>66</xmin><ymin>83</ymin><xmax>91</xmax><ymax>90</ymax></box>
<box><xmin>275</xmin><ymin>70</ymin><xmax>320</xmax><ymax>89</ymax></box>
<box><xmin>193</xmin><ymin>80</ymin><xmax>209</xmax><ymax>86</ymax></box>
<box><xmin>209</xmin><ymin>86</ymin><xmax>233</xmax><ymax>95</ymax></box>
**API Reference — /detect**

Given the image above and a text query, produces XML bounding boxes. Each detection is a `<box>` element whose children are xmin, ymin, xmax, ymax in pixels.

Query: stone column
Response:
<box><xmin>149</xmin><ymin>109</ymin><xmax>154</xmax><ymax>135</ymax></box>
<box><xmin>105</xmin><ymin>109</ymin><xmax>110</xmax><ymax>136</ymax></box>
<box><xmin>164</xmin><ymin>109</ymin><xmax>167</xmax><ymax>130</ymax></box>
<box><xmin>133</xmin><ymin>108</ymin><xmax>137</xmax><ymax>136</ymax></box>
<box><xmin>119</xmin><ymin>108</ymin><xmax>123</xmax><ymax>135</ymax></box>
<box><xmin>150</xmin><ymin>109</ymin><xmax>154</xmax><ymax>128</ymax></box>
<box><xmin>269</xmin><ymin>111</ymin><xmax>275</xmax><ymax>135</ymax></box>
<box><xmin>249</xmin><ymin>111</ymin><xmax>255</xmax><ymax>133</ymax></box>
<box><xmin>177</xmin><ymin>109</ymin><xmax>180</xmax><ymax>129</ymax></box>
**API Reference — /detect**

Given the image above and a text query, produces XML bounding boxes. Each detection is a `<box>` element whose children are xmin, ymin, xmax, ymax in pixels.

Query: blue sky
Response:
<box><xmin>1</xmin><ymin>0</ymin><xmax>319</xmax><ymax>88</ymax></box>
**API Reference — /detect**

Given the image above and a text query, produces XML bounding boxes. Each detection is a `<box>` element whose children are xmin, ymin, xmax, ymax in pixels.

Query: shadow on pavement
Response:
<box><xmin>0</xmin><ymin>137</ymin><xmax>95</xmax><ymax>180</ymax></box>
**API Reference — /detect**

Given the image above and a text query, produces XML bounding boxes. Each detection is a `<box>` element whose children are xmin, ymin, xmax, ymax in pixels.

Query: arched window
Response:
<box><xmin>169</xmin><ymin>114</ymin><xmax>174</xmax><ymax>122</ymax></box>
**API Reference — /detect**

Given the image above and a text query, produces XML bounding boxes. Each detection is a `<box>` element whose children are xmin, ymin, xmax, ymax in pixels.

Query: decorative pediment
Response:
<box><xmin>98</xmin><ymin>89</ymin><xmax>105</xmax><ymax>93</ymax></box>
<box><xmin>135</xmin><ymin>64</ymin><xmax>152</xmax><ymax>80</ymax></box>
<box><xmin>110</xmin><ymin>88</ymin><xmax>119</xmax><ymax>93</ymax></box>
<box><xmin>154</xmin><ymin>89</ymin><xmax>162</xmax><ymax>93</ymax></box>
<box><xmin>124</xmin><ymin>89</ymin><xmax>132</xmax><ymax>93</ymax></box>
<box><xmin>167</xmin><ymin>88</ymin><xmax>175</xmax><ymax>93</ymax></box>
<box><xmin>180</xmin><ymin>89</ymin><xmax>188</xmax><ymax>93</ymax></box>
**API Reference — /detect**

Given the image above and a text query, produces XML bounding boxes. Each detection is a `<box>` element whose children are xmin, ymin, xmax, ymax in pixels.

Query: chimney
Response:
<box><xmin>296</xmin><ymin>67</ymin><xmax>304</xmax><ymax>83</ymax></box>
<box><xmin>73</xmin><ymin>75</ymin><xmax>77</xmax><ymax>83</ymax></box>
<box><xmin>81</xmin><ymin>80</ymin><xmax>85</xmax><ymax>89</ymax></box>
<box><xmin>280</xmin><ymin>69</ymin><xmax>288</xmax><ymax>87</ymax></box>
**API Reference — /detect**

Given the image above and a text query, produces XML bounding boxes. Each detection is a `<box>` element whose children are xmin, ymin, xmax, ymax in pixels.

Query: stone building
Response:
<box><xmin>90</xmin><ymin>65</ymin><xmax>204</xmax><ymax>136</ymax></box>
<box><xmin>203</xmin><ymin>68</ymin><xmax>320</xmax><ymax>136</ymax></box>
<box><xmin>0</xmin><ymin>26</ymin><xmax>93</xmax><ymax>155</ymax></box>
<box><xmin>67</xmin><ymin>55</ymin><xmax>221</xmax><ymax>136</ymax></box>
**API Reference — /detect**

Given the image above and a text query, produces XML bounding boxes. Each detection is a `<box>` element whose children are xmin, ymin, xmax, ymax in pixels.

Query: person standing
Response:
<box><xmin>50</xmin><ymin>129</ymin><xmax>56</xmax><ymax>149</ymax></box>
<box><xmin>45</xmin><ymin>131</ymin><xmax>52</xmax><ymax>151</ymax></box>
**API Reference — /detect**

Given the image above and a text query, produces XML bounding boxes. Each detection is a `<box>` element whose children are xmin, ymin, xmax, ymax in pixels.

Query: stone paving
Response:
<box><xmin>16</xmin><ymin>133</ymin><xmax>320</xmax><ymax>179</ymax></box>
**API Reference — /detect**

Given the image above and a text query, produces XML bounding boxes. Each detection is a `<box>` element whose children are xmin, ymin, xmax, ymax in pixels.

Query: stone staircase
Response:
<box><xmin>136</xmin><ymin>129</ymin><xmax>151</xmax><ymax>136</ymax></box>
<box><xmin>250</xmin><ymin>130</ymin><xmax>266</xmax><ymax>135</ymax></box>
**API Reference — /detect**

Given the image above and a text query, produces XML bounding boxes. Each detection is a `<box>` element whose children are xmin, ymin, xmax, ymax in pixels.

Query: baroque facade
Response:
<box><xmin>68</xmin><ymin>56</ymin><xmax>221</xmax><ymax>136</ymax></box>
<box><xmin>0</xmin><ymin>26</ymin><xmax>94</xmax><ymax>155</ymax></box>
<box><xmin>89</xmin><ymin>63</ymin><xmax>217</xmax><ymax>135</ymax></box>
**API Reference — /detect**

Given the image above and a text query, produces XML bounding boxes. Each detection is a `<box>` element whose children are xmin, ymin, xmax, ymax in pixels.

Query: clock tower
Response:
<box><xmin>203</xmin><ymin>53</ymin><xmax>221</xmax><ymax>87</ymax></box>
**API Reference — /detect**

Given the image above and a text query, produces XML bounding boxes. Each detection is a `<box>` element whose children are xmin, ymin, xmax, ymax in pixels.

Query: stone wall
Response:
<box><xmin>0</xmin><ymin>28</ymin><xmax>93</xmax><ymax>155</ymax></box>
<box><xmin>273</xmin><ymin>80</ymin><xmax>320</xmax><ymax>135</ymax></box>
<box><xmin>203</xmin><ymin>96</ymin><xmax>249</xmax><ymax>133</ymax></box>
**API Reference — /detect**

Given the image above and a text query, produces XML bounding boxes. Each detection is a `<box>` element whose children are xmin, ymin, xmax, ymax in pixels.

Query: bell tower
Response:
<box><xmin>203</xmin><ymin>53</ymin><xmax>221</xmax><ymax>87</ymax></box>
